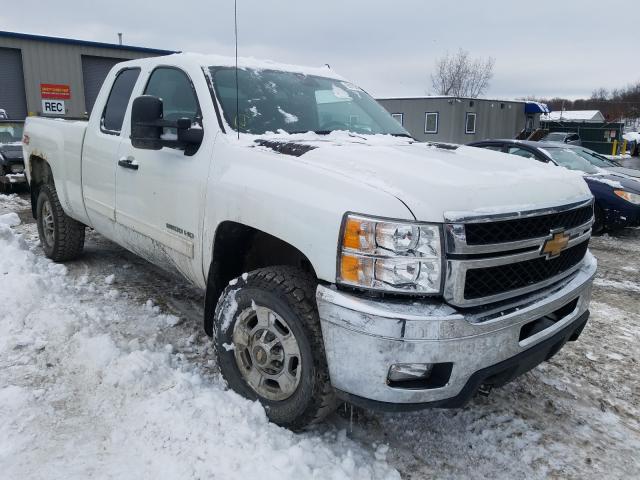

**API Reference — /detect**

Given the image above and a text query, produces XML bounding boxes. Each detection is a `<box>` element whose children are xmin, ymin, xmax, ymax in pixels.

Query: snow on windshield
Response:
<box><xmin>207</xmin><ymin>67</ymin><xmax>408</xmax><ymax>137</ymax></box>
<box><xmin>277</xmin><ymin>106</ymin><xmax>299</xmax><ymax>124</ymax></box>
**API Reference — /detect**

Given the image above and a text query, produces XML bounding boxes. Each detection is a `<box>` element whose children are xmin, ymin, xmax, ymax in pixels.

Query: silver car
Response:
<box><xmin>541</xmin><ymin>131</ymin><xmax>581</xmax><ymax>145</ymax></box>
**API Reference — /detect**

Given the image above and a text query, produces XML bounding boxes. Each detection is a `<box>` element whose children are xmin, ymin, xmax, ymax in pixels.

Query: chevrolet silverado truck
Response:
<box><xmin>23</xmin><ymin>53</ymin><xmax>597</xmax><ymax>430</ymax></box>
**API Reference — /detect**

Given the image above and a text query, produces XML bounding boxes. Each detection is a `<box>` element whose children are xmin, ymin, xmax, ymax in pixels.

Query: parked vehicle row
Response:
<box><xmin>468</xmin><ymin>140</ymin><xmax>640</xmax><ymax>232</ymax></box>
<box><xmin>0</xmin><ymin>119</ymin><xmax>26</xmax><ymax>192</ymax></box>
<box><xmin>22</xmin><ymin>53</ymin><xmax>598</xmax><ymax>429</ymax></box>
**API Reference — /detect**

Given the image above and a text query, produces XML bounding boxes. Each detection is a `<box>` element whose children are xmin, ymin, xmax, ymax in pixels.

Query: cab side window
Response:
<box><xmin>479</xmin><ymin>144</ymin><xmax>503</xmax><ymax>152</ymax></box>
<box><xmin>144</xmin><ymin>67</ymin><xmax>201</xmax><ymax>143</ymax></box>
<box><xmin>101</xmin><ymin>68</ymin><xmax>141</xmax><ymax>134</ymax></box>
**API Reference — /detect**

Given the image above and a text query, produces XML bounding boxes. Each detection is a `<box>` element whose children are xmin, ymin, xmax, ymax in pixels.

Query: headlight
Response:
<box><xmin>614</xmin><ymin>190</ymin><xmax>640</xmax><ymax>205</ymax></box>
<box><xmin>337</xmin><ymin>214</ymin><xmax>443</xmax><ymax>294</ymax></box>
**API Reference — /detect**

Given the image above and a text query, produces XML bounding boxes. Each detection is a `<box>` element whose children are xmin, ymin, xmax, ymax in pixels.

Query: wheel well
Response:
<box><xmin>203</xmin><ymin>221</ymin><xmax>317</xmax><ymax>336</ymax></box>
<box><xmin>28</xmin><ymin>156</ymin><xmax>53</xmax><ymax>219</ymax></box>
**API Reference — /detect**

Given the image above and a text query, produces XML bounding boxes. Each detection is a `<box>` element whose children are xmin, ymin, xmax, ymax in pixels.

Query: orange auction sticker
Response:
<box><xmin>40</xmin><ymin>84</ymin><xmax>71</xmax><ymax>100</ymax></box>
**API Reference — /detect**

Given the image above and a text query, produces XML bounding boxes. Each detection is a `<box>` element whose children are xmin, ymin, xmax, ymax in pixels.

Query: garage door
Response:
<box><xmin>0</xmin><ymin>48</ymin><xmax>27</xmax><ymax>120</ymax></box>
<box><xmin>81</xmin><ymin>55</ymin><xmax>126</xmax><ymax>115</ymax></box>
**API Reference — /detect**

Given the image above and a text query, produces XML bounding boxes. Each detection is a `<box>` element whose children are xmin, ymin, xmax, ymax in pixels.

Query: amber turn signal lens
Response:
<box><xmin>343</xmin><ymin>217</ymin><xmax>364</xmax><ymax>250</ymax></box>
<box><xmin>340</xmin><ymin>253</ymin><xmax>361</xmax><ymax>283</ymax></box>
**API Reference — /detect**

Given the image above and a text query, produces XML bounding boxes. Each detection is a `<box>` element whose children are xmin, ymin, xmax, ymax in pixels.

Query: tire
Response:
<box><xmin>36</xmin><ymin>183</ymin><xmax>85</xmax><ymax>261</ymax></box>
<box><xmin>213</xmin><ymin>266</ymin><xmax>336</xmax><ymax>430</ymax></box>
<box><xmin>592</xmin><ymin>203</ymin><xmax>605</xmax><ymax>235</ymax></box>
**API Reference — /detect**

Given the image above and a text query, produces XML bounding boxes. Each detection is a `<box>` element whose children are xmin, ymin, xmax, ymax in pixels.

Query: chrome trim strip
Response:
<box><xmin>446</xmin><ymin>219</ymin><xmax>593</xmax><ymax>255</ymax></box>
<box><xmin>443</xmin><ymin>197</ymin><xmax>593</xmax><ymax>224</ymax></box>
<box><xmin>443</xmin><ymin>235</ymin><xmax>590</xmax><ymax>307</ymax></box>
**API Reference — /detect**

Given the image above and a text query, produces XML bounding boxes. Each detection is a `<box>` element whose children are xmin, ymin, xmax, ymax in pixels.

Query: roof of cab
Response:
<box><xmin>120</xmin><ymin>52</ymin><xmax>344</xmax><ymax>80</ymax></box>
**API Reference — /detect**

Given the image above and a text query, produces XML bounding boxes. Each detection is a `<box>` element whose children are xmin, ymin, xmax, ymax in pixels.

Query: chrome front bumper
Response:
<box><xmin>316</xmin><ymin>252</ymin><xmax>597</xmax><ymax>407</ymax></box>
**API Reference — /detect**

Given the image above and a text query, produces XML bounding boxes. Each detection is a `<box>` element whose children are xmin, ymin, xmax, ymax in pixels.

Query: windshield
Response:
<box><xmin>571</xmin><ymin>147</ymin><xmax>618</xmax><ymax>167</ymax></box>
<box><xmin>542</xmin><ymin>147</ymin><xmax>601</xmax><ymax>174</ymax></box>
<box><xmin>208</xmin><ymin>67</ymin><xmax>409</xmax><ymax>136</ymax></box>
<box><xmin>0</xmin><ymin>122</ymin><xmax>24</xmax><ymax>144</ymax></box>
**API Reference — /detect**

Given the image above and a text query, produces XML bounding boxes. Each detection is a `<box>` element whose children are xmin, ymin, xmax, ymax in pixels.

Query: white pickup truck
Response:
<box><xmin>23</xmin><ymin>53</ymin><xmax>597</xmax><ymax>429</ymax></box>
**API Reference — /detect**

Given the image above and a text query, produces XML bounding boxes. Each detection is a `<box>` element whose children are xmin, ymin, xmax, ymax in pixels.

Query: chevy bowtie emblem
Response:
<box><xmin>540</xmin><ymin>230</ymin><xmax>570</xmax><ymax>260</ymax></box>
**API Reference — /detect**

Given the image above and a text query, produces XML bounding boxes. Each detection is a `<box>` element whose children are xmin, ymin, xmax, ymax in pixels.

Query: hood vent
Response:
<box><xmin>254</xmin><ymin>140</ymin><xmax>317</xmax><ymax>157</ymax></box>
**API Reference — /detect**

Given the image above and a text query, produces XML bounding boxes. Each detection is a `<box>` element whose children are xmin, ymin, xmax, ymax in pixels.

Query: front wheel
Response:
<box><xmin>36</xmin><ymin>183</ymin><xmax>85</xmax><ymax>261</ymax></box>
<box><xmin>213</xmin><ymin>266</ymin><xmax>336</xmax><ymax>430</ymax></box>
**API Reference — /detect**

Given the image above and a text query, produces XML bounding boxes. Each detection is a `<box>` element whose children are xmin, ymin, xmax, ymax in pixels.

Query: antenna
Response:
<box><xmin>234</xmin><ymin>0</ymin><xmax>240</xmax><ymax>140</ymax></box>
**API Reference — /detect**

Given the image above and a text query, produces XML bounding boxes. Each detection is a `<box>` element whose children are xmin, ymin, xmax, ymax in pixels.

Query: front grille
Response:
<box><xmin>465</xmin><ymin>205</ymin><xmax>593</xmax><ymax>245</ymax></box>
<box><xmin>464</xmin><ymin>240</ymin><xmax>589</xmax><ymax>300</ymax></box>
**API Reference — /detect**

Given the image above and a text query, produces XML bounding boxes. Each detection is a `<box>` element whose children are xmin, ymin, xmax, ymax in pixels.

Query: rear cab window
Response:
<box><xmin>101</xmin><ymin>68</ymin><xmax>141</xmax><ymax>135</ymax></box>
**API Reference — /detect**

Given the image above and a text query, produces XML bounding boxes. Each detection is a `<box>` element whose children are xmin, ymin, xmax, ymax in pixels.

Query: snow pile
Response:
<box><xmin>0</xmin><ymin>212</ymin><xmax>20</xmax><ymax>227</ymax></box>
<box><xmin>589</xmin><ymin>175</ymin><xmax>624</xmax><ymax>189</ymax></box>
<box><xmin>0</xmin><ymin>221</ymin><xmax>398</xmax><ymax>480</ymax></box>
<box><xmin>0</xmin><ymin>193</ymin><xmax>30</xmax><ymax>215</ymax></box>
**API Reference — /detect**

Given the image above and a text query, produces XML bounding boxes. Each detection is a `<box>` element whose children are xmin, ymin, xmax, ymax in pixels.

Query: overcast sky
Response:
<box><xmin>2</xmin><ymin>1</ymin><xmax>637</xmax><ymax>100</ymax></box>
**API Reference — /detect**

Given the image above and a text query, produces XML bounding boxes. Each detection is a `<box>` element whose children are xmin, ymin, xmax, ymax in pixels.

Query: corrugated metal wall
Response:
<box><xmin>81</xmin><ymin>55</ymin><xmax>128</xmax><ymax>115</ymax></box>
<box><xmin>0</xmin><ymin>47</ymin><xmax>27</xmax><ymax>119</ymax></box>
<box><xmin>0</xmin><ymin>35</ymin><xmax>165</xmax><ymax>118</ymax></box>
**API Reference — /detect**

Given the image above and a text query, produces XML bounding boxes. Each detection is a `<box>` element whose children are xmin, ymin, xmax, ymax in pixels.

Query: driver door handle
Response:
<box><xmin>118</xmin><ymin>156</ymin><xmax>138</xmax><ymax>171</ymax></box>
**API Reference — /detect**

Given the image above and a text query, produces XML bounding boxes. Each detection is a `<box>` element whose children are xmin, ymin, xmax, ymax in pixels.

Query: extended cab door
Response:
<box><xmin>82</xmin><ymin>67</ymin><xmax>140</xmax><ymax>236</ymax></box>
<box><xmin>114</xmin><ymin>66</ymin><xmax>213</xmax><ymax>286</ymax></box>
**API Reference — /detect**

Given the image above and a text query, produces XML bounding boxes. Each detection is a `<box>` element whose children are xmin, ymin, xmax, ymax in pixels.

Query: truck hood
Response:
<box><xmin>255</xmin><ymin>134</ymin><xmax>592</xmax><ymax>222</ymax></box>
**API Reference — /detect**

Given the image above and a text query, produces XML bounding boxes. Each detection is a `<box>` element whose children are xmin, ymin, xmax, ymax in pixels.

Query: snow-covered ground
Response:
<box><xmin>1</xmin><ymin>193</ymin><xmax>639</xmax><ymax>479</ymax></box>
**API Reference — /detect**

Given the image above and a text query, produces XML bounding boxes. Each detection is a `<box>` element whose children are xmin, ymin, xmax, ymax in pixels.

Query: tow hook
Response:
<box><xmin>478</xmin><ymin>384</ymin><xmax>492</xmax><ymax>397</ymax></box>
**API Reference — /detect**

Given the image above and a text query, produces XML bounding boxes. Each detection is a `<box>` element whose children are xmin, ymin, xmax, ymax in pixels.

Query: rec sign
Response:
<box><xmin>42</xmin><ymin>100</ymin><xmax>65</xmax><ymax>115</ymax></box>
<box><xmin>40</xmin><ymin>83</ymin><xmax>71</xmax><ymax>100</ymax></box>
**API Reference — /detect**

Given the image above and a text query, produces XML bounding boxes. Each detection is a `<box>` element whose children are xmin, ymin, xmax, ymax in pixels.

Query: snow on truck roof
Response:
<box><xmin>121</xmin><ymin>52</ymin><xmax>344</xmax><ymax>80</ymax></box>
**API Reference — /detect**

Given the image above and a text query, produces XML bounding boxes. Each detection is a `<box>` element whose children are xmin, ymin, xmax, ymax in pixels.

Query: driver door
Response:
<box><xmin>115</xmin><ymin>66</ymin><xmax>210</xmax><ymax>280</ymax></box>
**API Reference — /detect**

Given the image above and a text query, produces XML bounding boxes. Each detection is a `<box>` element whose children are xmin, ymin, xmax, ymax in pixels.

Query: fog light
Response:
<box><xmin>388</xmin><ymin>363</ymin><xmax>433</xmax><ymax>382</ymax></box>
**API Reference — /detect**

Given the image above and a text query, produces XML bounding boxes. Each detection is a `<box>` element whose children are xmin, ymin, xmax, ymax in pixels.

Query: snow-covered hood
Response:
<box><xmin>254</xmin><ymin>133</ymin><xmax>592</xmax><ymax>222</ymax></box>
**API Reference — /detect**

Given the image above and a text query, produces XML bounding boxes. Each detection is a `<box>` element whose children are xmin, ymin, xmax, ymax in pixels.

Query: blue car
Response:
<box><xmin>467</xmin><ymin>140</ymin><xmax>640</xmax><ymax>233</ymax></box>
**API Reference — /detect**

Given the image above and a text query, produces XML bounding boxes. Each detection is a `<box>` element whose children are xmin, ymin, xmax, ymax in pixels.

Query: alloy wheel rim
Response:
<box><xmin>232</xmin><ymin>305</ymin><xmax>302</xmax><ymax>401</ymax></box>
<box><xmin>41</xmin><ymin>200</ymin><xmax>55</xmax><ymax>247</ymax></box>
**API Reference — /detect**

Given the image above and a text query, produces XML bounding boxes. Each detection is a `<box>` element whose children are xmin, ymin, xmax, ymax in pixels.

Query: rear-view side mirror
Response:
<box><xmin>131</xmin><ymin>95</ymin><xmax>163</xmax><ymax>150</ymax></box>
<box><xmin>130</xmin><ymin>96</ymin><xmax>203</xmax><ymax>155</ymax></box>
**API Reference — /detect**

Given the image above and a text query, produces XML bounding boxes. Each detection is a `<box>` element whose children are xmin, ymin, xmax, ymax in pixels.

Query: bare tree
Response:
<box><xmin>431</xmin><ymin>49</ymin><xmax>495</xmax><ymax>98</ymax></box>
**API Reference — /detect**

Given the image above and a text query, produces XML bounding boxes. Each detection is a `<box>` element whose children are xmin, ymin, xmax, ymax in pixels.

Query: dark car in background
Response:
<box><xmin>544</xmin><ymin>144</ymin><xmax>640</xmax><ymax>179</ymax></box>
<box><xmin>468</xmin><ymin>139</ymin><xmax>640</xmax><ymax>233</ymax></box>
<box><xmin>540</xmin><ymin>131</ymin><xmax>581</xmax><ymax>145</ymax></box>
<box><xmin>0</xmin><ymin>119</ymin><xmax>26</xmax><ymax>193</ymax></box>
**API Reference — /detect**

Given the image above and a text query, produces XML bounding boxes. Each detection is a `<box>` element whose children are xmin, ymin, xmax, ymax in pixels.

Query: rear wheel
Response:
<box><xmin>36</xmin><ymin>183</ymin><xmax>85</xmax><ymax>261</ymax></box>
<box><xmin>213</xmin><ymin>266</ymin><xmax>336</xmax><ymax>430</ymax></box>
